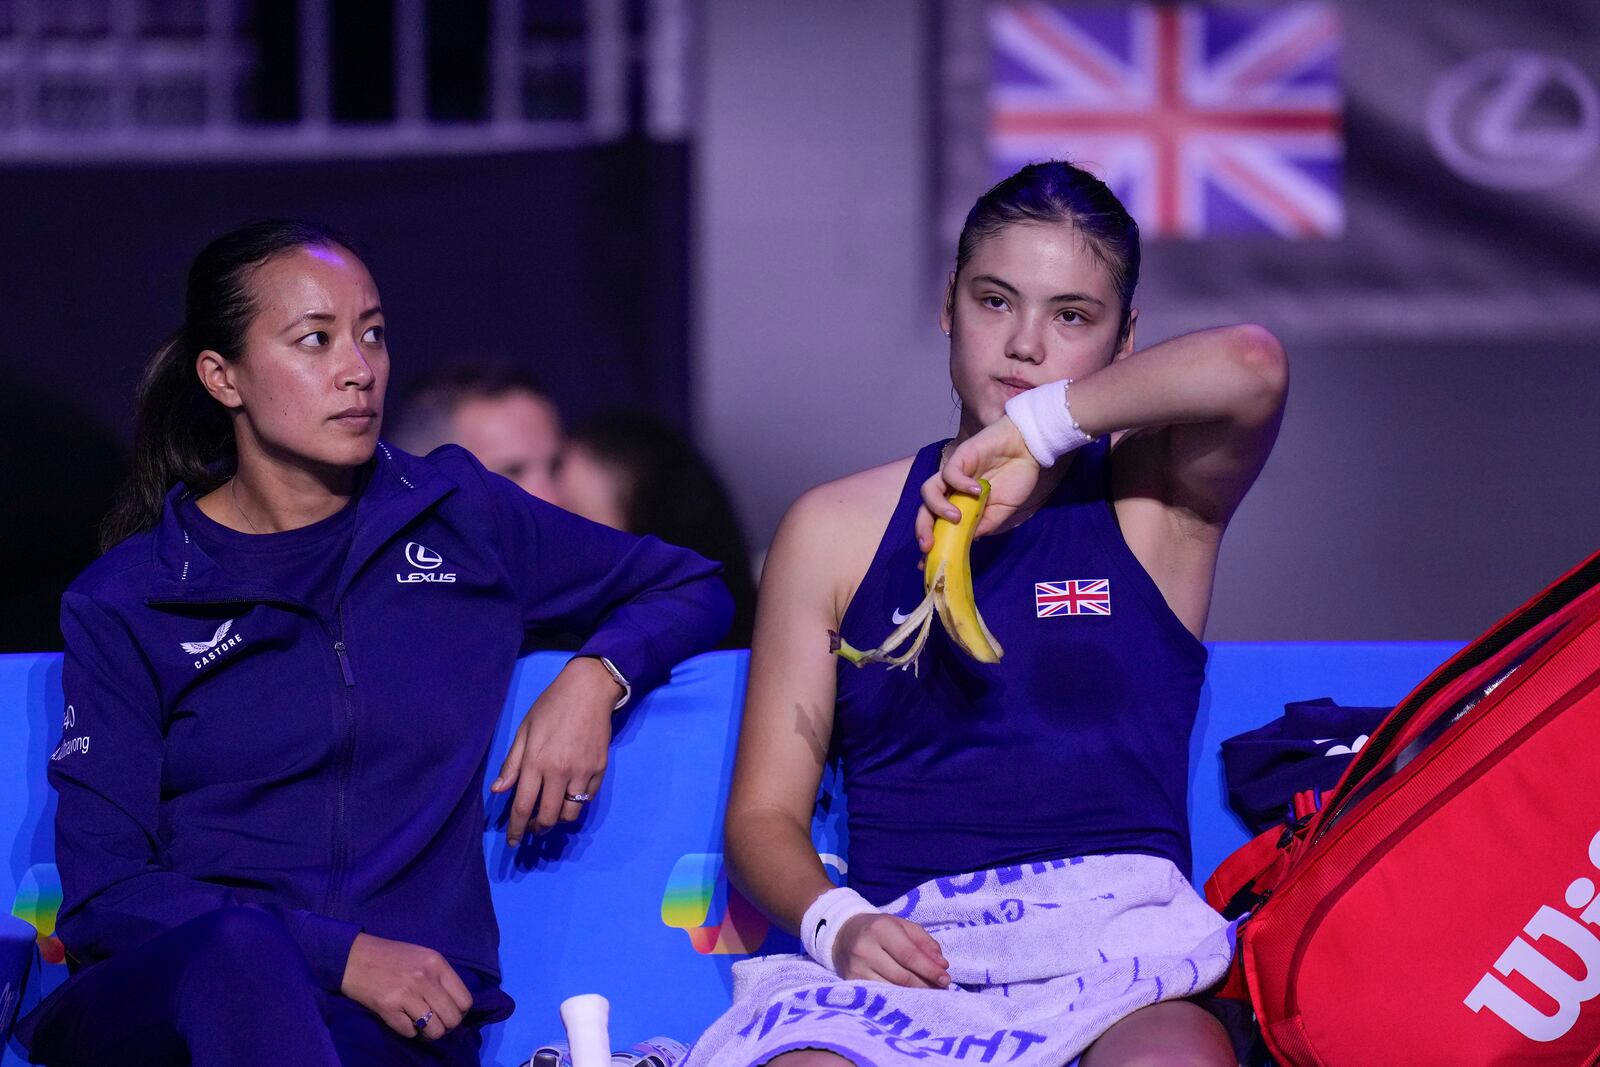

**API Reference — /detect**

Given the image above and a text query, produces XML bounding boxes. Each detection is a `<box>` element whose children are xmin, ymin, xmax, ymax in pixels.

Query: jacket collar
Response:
<box><xmin>146</xmin><ymin>442</ymin><xmax>456</xmax><ymax>608</ymax></box>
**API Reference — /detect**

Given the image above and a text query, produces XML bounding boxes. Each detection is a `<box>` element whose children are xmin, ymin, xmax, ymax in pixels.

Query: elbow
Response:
<box><xmin>722</xmin><ymin>810</ymin><xmax>756</xmax><ymax>891</ymax></box>
<box><xmin>667</xmin><ymin>555</ymin><xmax>737</xmax><ymax>652</ymax></box>
<box><xmin>721</xmin><ymin>801</ymin><xmax>786</xmax><ymax>887</ymax></box>
<box><xmin>722</xmin><ymin>798</ymin><xmax>767</xmax><ymax>858</ymax></box>
<box><xmin>1224</xmin><ymin>323</ymin><xmax>1289</xmax><ymax>419</ymax></box>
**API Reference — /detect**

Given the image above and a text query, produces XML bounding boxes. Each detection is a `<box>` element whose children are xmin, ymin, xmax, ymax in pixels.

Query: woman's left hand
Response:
<box><xmin>490</xmin><ymin>656</ymin><xmax>623</xmax><ymax>845</ymax></box>
<box><xmin>915</xmin><ymin>415</ymin><xmax>1043</xmax><ymax>550</ymax></box>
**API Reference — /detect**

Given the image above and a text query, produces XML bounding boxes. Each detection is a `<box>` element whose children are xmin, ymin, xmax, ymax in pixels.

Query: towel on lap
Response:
<box><xmin>685</xmin><ymin>854</ymin><xmax>1234</xmax><ymax>1067</ymax></box>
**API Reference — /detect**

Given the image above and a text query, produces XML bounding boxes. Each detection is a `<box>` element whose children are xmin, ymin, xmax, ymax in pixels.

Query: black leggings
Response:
<box><xmin>18</xmin><ymin>907</ymin><xmax>484</xmax><ymax>1066</ymax></box>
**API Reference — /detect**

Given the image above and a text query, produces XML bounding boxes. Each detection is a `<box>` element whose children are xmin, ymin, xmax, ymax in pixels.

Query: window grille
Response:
<box><xmin>0</xmin><ymin>0</ymin><xmax>690</xmax><ymax>161</ymax></box>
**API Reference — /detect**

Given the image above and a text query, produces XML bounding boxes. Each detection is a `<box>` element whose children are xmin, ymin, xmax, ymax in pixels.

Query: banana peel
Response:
<box><xmin>831</xmin><ymin>480</ymin><xmax>1003</xmax><ymax>671</ymax></box>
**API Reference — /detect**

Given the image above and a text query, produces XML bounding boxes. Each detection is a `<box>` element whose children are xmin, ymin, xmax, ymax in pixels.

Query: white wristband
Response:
<box><xmin>800</xmin><ymin>886</ymin><xmax>879</xmax><ymax>974</ymax></box>
<box><xmin>1004</xmin><ymin>378</ymin><xmax>1091</xmax><ymax>467</ymax></box>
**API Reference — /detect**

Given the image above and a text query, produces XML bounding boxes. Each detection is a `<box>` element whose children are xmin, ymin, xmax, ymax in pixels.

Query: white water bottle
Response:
<box><xmin>559</xmin><ymin>994</ymin><xmax>612</xmax><ymax>1067</ymax></box>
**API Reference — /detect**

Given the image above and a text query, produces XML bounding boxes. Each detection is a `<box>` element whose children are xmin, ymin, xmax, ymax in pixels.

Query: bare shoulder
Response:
<box><xmin>767</xmin><ymin>456</ymin><xmax>916</xmax><ymax>625</ymax></box>
<box><xmin>783</xmin><ymin>457</ymin><xmax>914</xmax><ymax>532</ymax></box>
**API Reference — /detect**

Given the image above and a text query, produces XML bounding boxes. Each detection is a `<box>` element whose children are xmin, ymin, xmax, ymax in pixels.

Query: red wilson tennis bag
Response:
<box><xmin>1211</xmin><ymin>549</ymin><xmax>1600</xmax><ymax>1066</ymax></box>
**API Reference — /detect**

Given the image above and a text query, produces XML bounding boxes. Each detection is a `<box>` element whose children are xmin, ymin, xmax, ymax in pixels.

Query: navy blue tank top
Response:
<box><xmin>834</xmin><ymin>439</ymin><xmax>1208</xmax><ymax>905</ymax></box>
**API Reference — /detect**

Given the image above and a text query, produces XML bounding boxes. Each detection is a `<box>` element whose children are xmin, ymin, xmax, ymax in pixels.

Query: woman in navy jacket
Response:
<box><xmin>18</xmin><ymin>221</ymin><xmax>732</xmax><ymax>1065</ymax></box>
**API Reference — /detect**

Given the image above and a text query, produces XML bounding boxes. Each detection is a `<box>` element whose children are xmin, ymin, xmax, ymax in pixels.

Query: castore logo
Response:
<box><xmin>183</xmin><ymin>619</ymin><xmax>244</xmax><ymax>669</ymax></box>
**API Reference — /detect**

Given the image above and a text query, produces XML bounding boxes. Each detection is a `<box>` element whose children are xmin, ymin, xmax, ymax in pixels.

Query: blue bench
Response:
<box><xmin>0</xmin><ymin>644</ymin><xmax>1455</xmax><ymax>1066</ymax></box>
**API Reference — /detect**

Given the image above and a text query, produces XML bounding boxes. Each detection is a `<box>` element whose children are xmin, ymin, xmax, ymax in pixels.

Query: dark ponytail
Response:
<box><xmin>956</xmin><ymin>161</ymin><xmax>1141</xmax><ymax>336</ymax></box>
<box><xmin>100</xmin><ymin>219</ymin><xmax>356</xmax><ymax>551</ymax></box>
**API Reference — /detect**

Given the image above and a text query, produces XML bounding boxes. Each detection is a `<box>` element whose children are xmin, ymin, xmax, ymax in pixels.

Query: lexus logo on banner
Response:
<box><xmin>1426</xmin><ymin>49</ymin><xmax>1599</xmax><ymax>191</ymax></box>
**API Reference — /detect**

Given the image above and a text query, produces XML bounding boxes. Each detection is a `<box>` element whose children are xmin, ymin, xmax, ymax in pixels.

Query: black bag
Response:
<box><xmin>1219</xmin><ymin>697</ymin><xmax>1388</xmax><ymax>834</ymax></box>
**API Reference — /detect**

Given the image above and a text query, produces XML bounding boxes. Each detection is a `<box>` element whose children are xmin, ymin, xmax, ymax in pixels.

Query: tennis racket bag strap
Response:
<box><xmin>1203</xmin><ymin>826</ymin><xmax>1291</xmax><ymax>1002</ymax></box>
<box><xmin>1236</xmin><ymin>548</ymin><xmax>1600</xmax><ymax>1066</ymax></box>
<box><xmin>1206</xmin><ymin>787</ymin><xmax>1328</xmax><ymax>922</ymax></box>
<box><xmin>1205</xmin><ymin>798</ymin><xmax>1324</xmax><ymax>1001</ymax></box>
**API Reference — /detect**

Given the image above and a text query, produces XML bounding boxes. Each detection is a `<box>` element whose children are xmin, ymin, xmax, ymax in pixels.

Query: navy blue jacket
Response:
<box><xmin>48</xmin><ymin>443</ymin><xmax>732</xmax><ymax>997</ymax></box>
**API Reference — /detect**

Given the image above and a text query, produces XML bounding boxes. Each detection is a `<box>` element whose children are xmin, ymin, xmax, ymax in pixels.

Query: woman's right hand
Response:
<box><xmin>831</xmin><ymin>913</ymin><xmax>952</xmax><ymax>989</ymax></box>
<box><xmin>915</xmin><ymin>415</ymin><xmax>1042</xmax><ymax>550</ymax></box>
<box><xmin>341</xmin><ymin>932</ymin><xmax>475</xmax><ymax>1040</ymax></box>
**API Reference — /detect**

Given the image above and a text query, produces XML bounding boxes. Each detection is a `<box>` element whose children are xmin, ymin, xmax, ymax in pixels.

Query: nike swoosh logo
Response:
<box><xmin>891</xmin><ymin>608</ymin><xmax>912</xmax><ymax>625</ymax></box>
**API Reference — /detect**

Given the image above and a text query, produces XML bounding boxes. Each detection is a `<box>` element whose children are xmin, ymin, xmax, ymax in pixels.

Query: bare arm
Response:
<box><xmin>725</xmin><ymin>474</ymin><xmax>952</xmax><ymax>989</ymax></box>
<box><xmin>1075</xmin><ymin>322</ymin><xmax>1288</xmax><ymax>528</ymax></box>
<box><xmin>724</xmin><ymin>488</ymin><xmax>850</xmax><ymax>933</ymax></box>
<box><xmin>921</xmin><ymin>323</ymin><xmax>1287</xmax><ymax>537</ymax></box>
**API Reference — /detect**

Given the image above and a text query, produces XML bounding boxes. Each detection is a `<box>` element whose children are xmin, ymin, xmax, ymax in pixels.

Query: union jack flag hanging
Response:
<box><xmin>988</xmin><ymin>2</ymin><xmax>1343</xmax><ymax>239</ymax></box>
<box><xmin>1035</xmin><ymin>579</ymin><xmax>1112</xmax><ymax>617</ymax></box>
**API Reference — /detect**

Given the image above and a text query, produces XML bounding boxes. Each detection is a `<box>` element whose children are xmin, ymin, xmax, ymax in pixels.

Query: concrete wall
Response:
<box><xmin>696</xmin><ymin>0</ymin><xmax>953</xmax><ymax>551</ymax></box>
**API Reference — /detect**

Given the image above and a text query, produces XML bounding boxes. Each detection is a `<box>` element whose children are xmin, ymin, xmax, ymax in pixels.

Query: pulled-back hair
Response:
<box><xmin>100</xmin><ymin>219</ymin><xmax>356</xmax><ymax>550</ymax></box>
<box><xmin>956</xmin><ymin>161</ymin><xmax>1140</xmax><ymax>335</ymax></box>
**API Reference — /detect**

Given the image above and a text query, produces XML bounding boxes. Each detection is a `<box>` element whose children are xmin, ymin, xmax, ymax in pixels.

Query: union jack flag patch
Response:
<box><xmin>1035</xmin><ymin>579</ymin><xmax>1112</xmax><ymax>617</ymax></box>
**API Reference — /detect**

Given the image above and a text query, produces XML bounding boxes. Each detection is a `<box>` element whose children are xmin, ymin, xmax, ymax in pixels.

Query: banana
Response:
<box><xmin>926</xmin><ymin>483</ymin><xmax>1004</xmax><ymax>664</ymax></box>
<box><xmin>831</xmin><ymin>480</ymin><xmax>1003</xmax><ymax>671</ymax></box>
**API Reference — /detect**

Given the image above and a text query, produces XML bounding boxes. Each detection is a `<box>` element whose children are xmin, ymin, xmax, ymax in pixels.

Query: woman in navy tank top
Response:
<box><xmin>705</xmin><ymin>162</ymin><xmax>1287</xmax><ymax>1067</ymax></box>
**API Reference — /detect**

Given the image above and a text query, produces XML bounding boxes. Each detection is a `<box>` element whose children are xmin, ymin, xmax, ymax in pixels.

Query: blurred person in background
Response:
<box><xmin>556</xmin><ymin>413</ymin><xmax>758</xmax><ymax>650</ymax></box>
<box><xmin>556</xmin><ymin>415</ymin><xmax>755</xmax><ymax>652</ymax></box>
<box><xmin>17</xmin><ymin>220</ymin><xmax>730</xmax><ymax>1066</ymax></box>
<box><xmin>388</xmin><ymin>363</ymin><xmax>565</xmax><ymax>501</ymax></box>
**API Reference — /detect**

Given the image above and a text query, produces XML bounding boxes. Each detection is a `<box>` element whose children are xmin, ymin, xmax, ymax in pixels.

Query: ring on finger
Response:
<box><xmin>413</xmin><ymin>1010</ymin><xmax>435</xmax><ymax>1032</ymax></box>
<box><xmin>564</xmin><ymin>791</ymin><xmax>592</xmax><ymax>803</ymax></box>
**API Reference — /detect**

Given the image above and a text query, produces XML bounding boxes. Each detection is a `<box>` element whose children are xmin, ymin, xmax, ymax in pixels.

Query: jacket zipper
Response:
<box><xmin>323</xmin><ymin>605</ymin><xmax>358</xmax><ymax>917</ymax></box>
<box><xmin>334</xmin><ymin>638</ymin><xmax>356</xmax><ymax>686</ymax></box>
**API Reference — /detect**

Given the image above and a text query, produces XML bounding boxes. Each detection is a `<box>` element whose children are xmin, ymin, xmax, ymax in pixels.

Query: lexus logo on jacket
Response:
<box><xmin>398</xmin><ymin>542</ymin><xmax>456</xmax><ymax>583</ymax></box>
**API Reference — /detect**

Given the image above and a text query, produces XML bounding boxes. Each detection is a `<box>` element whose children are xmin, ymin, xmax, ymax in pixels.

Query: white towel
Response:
<box><xmin>684</xmin><ymin>854</ymin><xmax>1235</xmax><ymax>1067</ymax></box>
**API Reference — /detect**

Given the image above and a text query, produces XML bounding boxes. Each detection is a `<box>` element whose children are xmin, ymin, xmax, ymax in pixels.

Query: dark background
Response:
<box><xmin>0</xmin><ymin>142</ymin><xmax>689</xmax><ymax>649</ymax></box>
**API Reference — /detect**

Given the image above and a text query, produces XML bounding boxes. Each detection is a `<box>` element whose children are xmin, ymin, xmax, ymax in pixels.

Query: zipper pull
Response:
<box><xmin>333</xmin><ymin>640</ymin><xmax>356</xmax><ymax>686</ymax></box>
